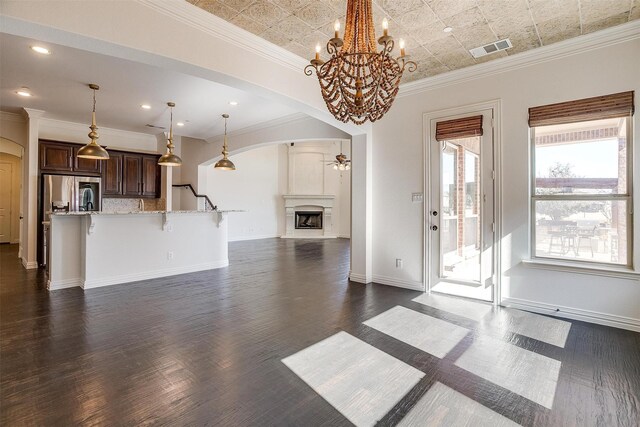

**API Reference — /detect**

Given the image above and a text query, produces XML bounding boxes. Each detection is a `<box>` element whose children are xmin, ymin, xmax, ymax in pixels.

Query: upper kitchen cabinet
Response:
<box><xmin>122</xmin><ymin>154</ymin><xmax>143</xmax><ymax>196</ymax></box>
<box><xmin>39</xmin><ymin>140</ymin><xmax>161</xmax><ymax>198</ymax></box>
<box><xmin>39</xmin><ymin>141</ymin><xmax>74</xmax><ymax>172</ymax></box>
<box><xmin>72</xmin><ymin>146</ymin><xmax>102</xmax><ymax>174</ymax></box>
<box><xmin>102</xmin><ymin>152</ymin><xmax>123</xmax><ymax>196</ymax></box>
<box><xmin>40</xmin><ymin>140</ymin><xmax>102</xmax><ymax>175</ymax></box>
<box><xmin>107</xmin><ymin>153</ymin><xmax>161</xmax><ymax>198</ymax></box>
<box><xmin>142</xmin><ymin>155</ymin><xmax>160</xmax><ymax>197</ymax></box>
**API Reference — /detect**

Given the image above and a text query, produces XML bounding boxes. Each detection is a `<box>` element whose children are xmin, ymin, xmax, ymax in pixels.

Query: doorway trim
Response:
<box><xmin>423</xmin><ymin>99</ymin><xmax>503</xmax><ymax>305</ymax></box>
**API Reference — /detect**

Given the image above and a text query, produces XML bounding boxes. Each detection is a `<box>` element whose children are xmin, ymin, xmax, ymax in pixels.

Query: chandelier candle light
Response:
<box><xmin>77</xmin><ymin>84</ymin><xmax>110</xmax><ymax>160</ymax></box>
<box><xmin>305</xmin><ymin>0</ymin><xmax>416</xmax><ymax>124</ymax></box>
<box><xmin>158</xmin><ymin>102</ymin><xmax>183</xmax><ymax>167</ymax></box>
<box><xmin>214</xmin><ymin>114</ymin><xmax>236</xmax><ymax>170</ymax></box>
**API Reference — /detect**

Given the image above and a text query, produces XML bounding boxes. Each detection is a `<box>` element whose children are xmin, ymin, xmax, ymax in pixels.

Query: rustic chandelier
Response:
<box><xmin>305</xmin><ymin>0</ymin><xmax>416</xmax><ymax>125</ymax></box>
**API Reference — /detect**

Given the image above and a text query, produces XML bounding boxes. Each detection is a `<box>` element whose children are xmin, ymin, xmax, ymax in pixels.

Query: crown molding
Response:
<box><xmin>39</xmin><ymin>117</ymin><xmax>158</xmax><ymax>142</ymax></box>
<box><xmin>205</xmin><ymin>112</ymin><xmax>309</xmax><ymax>143</ymax></box>
<box><xmin>22</xmin><ymin>108</ymin><xmax>45</xmax><ymax>119</ymax></box>
<box><xmin>399</xmin><ymin>20</ymin><xmax>640</xmax><ymax>98</ymax></box>
<box><xmin>0</xmin><ymin>111</ymin><xmax>26</xmax><ymax>123</ymax></box>
<box><xmin>136</xmin><ymin>0</ymin><xmax>308</xmax><ymax>73</ymax></box>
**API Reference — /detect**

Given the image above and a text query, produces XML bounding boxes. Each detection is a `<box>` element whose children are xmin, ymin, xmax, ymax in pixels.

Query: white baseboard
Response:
<box><xmin>82</xmin><ymin>260</ymin><xmax>229</xmax><ymax>290</ymax></box>
<box><xmin>349</xmin><ymin>272</ymin><xmax>370</xmax><ymax>284</ymax></box>
<box><xmin>228</xmin><ymin>234</ymin><xmax>279</xmax><ymax>242</ymax></box>
<box><xmin>373</xmin><ymin>274</ymin><xmax>425</xmax><ymax>291</ymax></box>
<box><xmin>501</xmin><ymin>297</ymin><xmax>640</xmax><ymax>332</ymax></box>
<box><xmin>280</xmin><ymin>235</ymin><xmax>338</xmax><ymax>239</ymax></box>
<box><xmin>337</xmin><ymin>234</ymin><xmax>351</xmax><ymax>239</ymax></box>
<box><xmin>21</xmin><ymin>258</ymin><xmax>38</xmax><ymax>269</ymax></box>
<box><xmin>48</xmin><ymin>278</ymin><xmax>83</xmax><ymax>290</ymax></box>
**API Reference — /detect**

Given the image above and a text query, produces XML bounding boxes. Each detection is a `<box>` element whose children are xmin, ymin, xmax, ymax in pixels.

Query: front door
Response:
<box><xmin>429</xmin><ymin>111</ymin><xmax>495</xmax><ymax>302</ymax></box>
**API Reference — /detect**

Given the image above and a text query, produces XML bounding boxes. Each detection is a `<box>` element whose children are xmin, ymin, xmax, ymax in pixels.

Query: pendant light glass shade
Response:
<box><xmin>214</xmin><ymin>114</ymin><xmax>236</xmax><ymax>170</ymax></box>
<box><xmin>77</xmin><ymin>84</ymin><xmax>110</xmax><ymax>160</ymax></box>
<box><xmin>158</xmin><ymin>102</ymin><xmax>183</xmax><ymax>167</ymax></box>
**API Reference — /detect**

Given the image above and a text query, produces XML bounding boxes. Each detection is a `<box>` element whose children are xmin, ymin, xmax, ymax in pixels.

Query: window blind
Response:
<box><xmin>435</xmin><ymin>115</ymin><xmax>483</xmax><ymax>141</ymax></box>
<box><xmin>528</xmin><ymin>91</ymin><xmax>634</xmax><ymax>127</ymax></box>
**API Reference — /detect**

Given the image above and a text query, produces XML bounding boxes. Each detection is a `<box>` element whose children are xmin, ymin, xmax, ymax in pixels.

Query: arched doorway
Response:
<box><xmin>0</xmin><ymin>138</ymin><xmax>24</xmax><ymax>245</ymax></box>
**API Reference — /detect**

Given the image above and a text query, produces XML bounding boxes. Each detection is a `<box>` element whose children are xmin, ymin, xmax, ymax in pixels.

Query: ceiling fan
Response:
<box><xmin>326</xmin><ymin>141</ymin><xmax>351</xmax><ymax>171</ymax></box>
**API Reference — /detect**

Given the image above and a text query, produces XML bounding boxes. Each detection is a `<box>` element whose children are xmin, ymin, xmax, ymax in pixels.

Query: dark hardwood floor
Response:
<box><xmin>1</xmin><ymin>240</ymin><xmax>639</xmax><ymax>426</ymax></box>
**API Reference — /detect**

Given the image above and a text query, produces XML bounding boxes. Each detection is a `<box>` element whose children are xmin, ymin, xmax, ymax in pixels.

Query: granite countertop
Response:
<box><xmin>50</xmin><ymin>210</ymin><xmax>244</xmax><ymax>216</ymax></box>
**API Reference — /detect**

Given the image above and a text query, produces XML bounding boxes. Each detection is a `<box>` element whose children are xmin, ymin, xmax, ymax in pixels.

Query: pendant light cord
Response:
<box><xmin>169</xmin><ymin>106</ymin><xmax>173</xmax><ymax>140</ymax></box>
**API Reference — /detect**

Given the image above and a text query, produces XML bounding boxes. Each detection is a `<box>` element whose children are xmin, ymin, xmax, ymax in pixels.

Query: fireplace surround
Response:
<box><xmin>283</xmin><ymin>195</ymin><xmax>335</xmax><ymax>238</ymax></box>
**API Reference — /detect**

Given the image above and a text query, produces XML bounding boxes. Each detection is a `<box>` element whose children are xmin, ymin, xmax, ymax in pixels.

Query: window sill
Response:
<box><xmin>522</xmin><ymin>258</ymin><xmax>640</xmax><ymax>280</ymax></box>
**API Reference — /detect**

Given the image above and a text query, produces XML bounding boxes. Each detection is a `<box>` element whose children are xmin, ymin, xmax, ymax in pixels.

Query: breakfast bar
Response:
<box><xmin>47</xmin><ymin>210</ymin><xmax>235</xmax><ymax>290</ymax></box>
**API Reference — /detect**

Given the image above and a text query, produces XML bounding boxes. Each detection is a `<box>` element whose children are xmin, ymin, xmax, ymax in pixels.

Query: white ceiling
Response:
<box><xmin>0</xmin><ymin>33</ymin><xmax>297</xmax><ymax>139</ymax></box>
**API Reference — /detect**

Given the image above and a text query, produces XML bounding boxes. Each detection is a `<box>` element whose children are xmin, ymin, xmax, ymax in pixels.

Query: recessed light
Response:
<box><xmin>443</xmin><ymin>26</ymin><xmax>453</xmax><ymax>33</ymax></box>
<box><xmin>229</xmin><ymin>101</ymin><xmax>238</xmax><ymax>106</ymax></box>
<box><xmin>176</xmin><ymin>122</ymin><xmax>185</xmax><ymax>127</ymax></box>
<box><xmin>141</xmin><ymin>104</ymin><xmax>151</xmax><ymax>110</ymax></box>
<box><xmin>31</xmin><ymin>46</ymin><xmax>51</xmax><ymax>55</ymax></box>
<box><xmin>16</xmin><ymin>88</ymin><xmax>32</xmax><ymax>97</ymax></box>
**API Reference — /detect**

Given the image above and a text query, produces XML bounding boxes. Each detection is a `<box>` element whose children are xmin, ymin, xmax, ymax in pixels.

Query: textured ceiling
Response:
<box><xmin>188</xmin><ymin>0</ymin><xmax>639</xmax><ymax>83</ymax></box>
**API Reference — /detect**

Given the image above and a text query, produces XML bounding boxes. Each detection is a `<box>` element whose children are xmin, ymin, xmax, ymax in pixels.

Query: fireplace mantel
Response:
<box><xmin>282</xmin><ymin>195</ymin><xmax>336</xmax><ymax>238</ymax></box>
<box><xmin>283</xmin><ymin>194</ymin><xmax>335</xmax><ymax>207</ymax></box>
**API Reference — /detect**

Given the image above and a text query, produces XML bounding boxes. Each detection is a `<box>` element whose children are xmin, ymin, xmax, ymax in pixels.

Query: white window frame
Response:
<box><xmin>529</xmin><ymin>115</ymin><xmax>634</xmax><ymax>269</ymax></box>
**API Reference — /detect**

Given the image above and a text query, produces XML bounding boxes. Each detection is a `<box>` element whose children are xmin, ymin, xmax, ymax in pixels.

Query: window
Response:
<box><xmin>529</xmin><ymin>92</ymin><xmax>634</xmax><ymax>267</ymax></box>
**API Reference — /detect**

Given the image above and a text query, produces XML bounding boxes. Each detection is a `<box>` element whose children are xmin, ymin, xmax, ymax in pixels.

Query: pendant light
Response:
<box><xmin>77</xmin><ymin>84</ymin><xmax>110</xmax><ymax>160</ymax></box>
<box><xmin>158</xmin><ymin>102</ymin><xmax>182</xmax><ymax>167</ymax></box>
<box><xmin>214</xmin><ymin>114</ymin><xmax>235</xmax><ymax>170</ymax></box>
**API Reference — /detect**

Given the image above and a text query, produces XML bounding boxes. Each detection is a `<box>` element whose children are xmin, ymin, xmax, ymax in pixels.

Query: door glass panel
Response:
<box><xmin>441</xmin><ymin>138</ymin><xmax>481</xmax><ymax>283</ymax></box>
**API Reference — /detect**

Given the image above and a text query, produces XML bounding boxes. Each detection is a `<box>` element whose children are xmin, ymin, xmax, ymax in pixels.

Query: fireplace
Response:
<box><xmin>283</xmin><ymin>195</ymin><xmax>335</xmax><ymax>238</ymax></box>
<box><xmin>295</xmin><ymin>211</ymin><xmax>323</xmax><ymax>229</ymax></box>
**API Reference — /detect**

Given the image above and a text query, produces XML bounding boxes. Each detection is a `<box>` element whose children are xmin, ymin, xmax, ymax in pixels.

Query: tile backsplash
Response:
<box><xmin>102</xmin><ymin>198</ymin><xmax>166</xmax><ymax>213</ymax></box>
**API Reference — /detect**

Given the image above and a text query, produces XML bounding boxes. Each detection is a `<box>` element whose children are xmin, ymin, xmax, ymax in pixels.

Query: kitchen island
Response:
<box><xmin>47</xmin><ymin>210</ymin><xmax>237</xmax><ymax>290</ymax></box>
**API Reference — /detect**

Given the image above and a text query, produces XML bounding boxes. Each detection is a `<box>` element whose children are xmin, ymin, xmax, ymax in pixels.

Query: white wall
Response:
<box><xmin>372</xmin><ymin>37</ymin><xmax>640</xmax><ymax>330</ymax></box>
<box><xmin>207</xmin><ymin>144</ymin><xmax>286</xmax><ymax>241</ymax></box>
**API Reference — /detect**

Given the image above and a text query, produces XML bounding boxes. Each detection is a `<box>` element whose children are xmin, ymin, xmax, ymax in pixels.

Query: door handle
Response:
<box><xmin>431</xmin><ymin>225</ymin><xmax>438</xmax><ymax>231</ymax></box>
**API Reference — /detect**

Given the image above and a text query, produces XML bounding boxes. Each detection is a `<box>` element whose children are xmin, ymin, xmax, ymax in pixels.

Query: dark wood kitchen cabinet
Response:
<box><xmin>102</xmin><ymin>152</ymin><xmax>123</xmax><ymax>196</ymax></box>
<box><xmin>39</xmin><ymin>140</ymin><xmax>161</xmax><ymax>198</ymax></box>
<box><xmin>123</xmin><ymin>155</ymin><xmax>143</xmax><ymax>196</ymax></box>
<box><xmin>118</xmin><ymin>154</ymin><xmax>160</xmax><ymax>198</ymax></box>
<box><xmin>40</xmin><ymin>140</ymin><xmax>101</xmax><ymax>175</ymax></box>
<box><xmin>40</xmin><ymin>141</ymin><xmax>74</xmax><ymax>172</ymax></box>
<box><xmin>72</xmin><ymin>146</ymin><xmax>102</xmax><ymax>174</ymax></box>
<box><xmin>142</xmin><ymin>156</ymin><xmax>160</xmax><ymax>197</ymax></box>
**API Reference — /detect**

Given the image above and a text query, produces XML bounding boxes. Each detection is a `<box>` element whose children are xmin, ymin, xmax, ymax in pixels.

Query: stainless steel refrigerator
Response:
<box><xmin>41</xmin><ymin>175</ymin><xmax>101</xmax><ymax>266</ymax></box>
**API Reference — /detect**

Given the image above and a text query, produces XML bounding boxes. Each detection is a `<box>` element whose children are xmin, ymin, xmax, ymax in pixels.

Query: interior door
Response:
<box><xmin>0</xmin><ymin>162</ymin><xmax>13</xmax><ymax>243</ymax></box>
<box><xmin>429</xmin><ymin>110</ymin><xmax>495</xmax><ymax>302</ymax></box>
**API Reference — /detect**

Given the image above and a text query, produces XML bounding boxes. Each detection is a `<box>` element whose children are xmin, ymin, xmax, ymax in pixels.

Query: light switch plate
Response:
<box><xmin>412</xmin><ymin>193</ymin><xmax>423</xmax><ymax>203</ymax></box>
